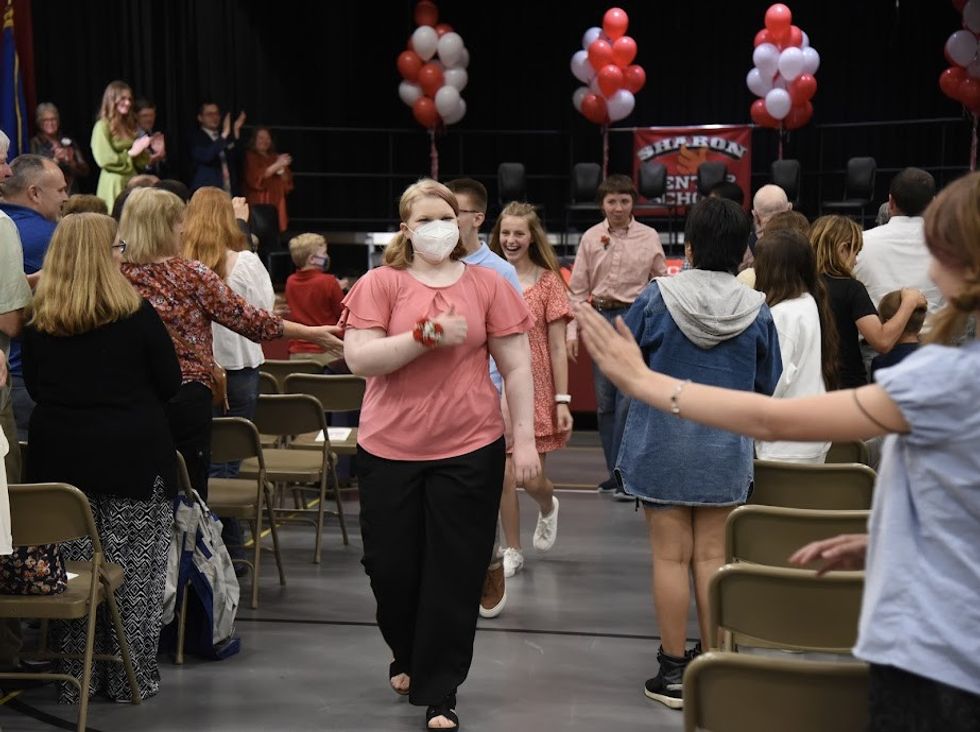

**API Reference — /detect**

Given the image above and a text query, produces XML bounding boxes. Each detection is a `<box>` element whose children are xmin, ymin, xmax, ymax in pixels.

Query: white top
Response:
<box><xmin>0</xmin><ymin>426</ymin><xmax>11</xmax><ymax>555</ymax></box>
<box><xmin>854</xmin><ymin>216</ymin><xmax>945</xmax><ymax>315</ymax></box>
<box><xmin>755</xmin><ymin>294</ymin><xmax>830</xmax><ymax>462</ymax></box>
<box><xmin>212</xmin><ymin>251</ymin><xmax>275</xmax><ymax>370</ymax></box>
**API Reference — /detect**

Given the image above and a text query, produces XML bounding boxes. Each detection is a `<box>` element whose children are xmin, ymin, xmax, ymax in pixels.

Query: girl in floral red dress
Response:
<box><xmin>490</xmin><ymin>202</ymin><xmax>574</xmax><ymax>577</ymax></box>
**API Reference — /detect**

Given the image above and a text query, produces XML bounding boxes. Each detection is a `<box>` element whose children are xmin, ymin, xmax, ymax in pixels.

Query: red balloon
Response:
<box><xmin>435</xmin><ymin>23</ymin><xmax>454</xmax><ymax>37</ymax></box>
<box><xmin>765</xmin><ymin>4</ymin><xmax>792</xmax><ymax>34</ymax></box>
<box><xmin>959</xmin><ymin>78</ymin><xmax>980</xmax><ymax>110</ymax></box>
<box><xmin>414</xmin><ymin>0</ymin><xmax>438</xmax><ymax>27</ymax></box>
<box><xmin>789</xmin><ymin>73</ymin><xmax>818</xmax><ymax>104</ymax></box>
<box><xmin>784</xmin><ymin>102</ymin><xmax>814</xmax><ymax>131</ymax></box>
<box><xmin>397</xmin><ymin>50</ymin><xmax>424</xmax><ymax>82</ymax></box>
<box><xmin>612</xmin><ymin>36</ymin><xmax>637</xmax><ymax>67</ymax></box>
<box><xmin>754</xmin><ymin>29</ymin><xmax>771</xmax><ymax>47</ymax></box>
<box><xmin>624</xmin><ymin>65</ymin><xmax>647</xmax><ymax>93</ymax></box>
<box><xmin>750</xmin><ymin>98</ymin><xmax>779</xmax><ymax>128</ymax></box>
<box><xmin>787</xmin><ymin>25</ymin><xmax>803</xmax><ymax>48</ymax></box>
<box><xmin>940</xmin><ymin>66</ymin><xmax>968</xmax><ymax>100</ymax></box>
<box><xmin>588</xmin><ymin>39</ymin><xmax>614</xmax><ymax>71</ymax></box>
<box><xmin>603</xmin><ymin>7</ymin><xmax>629</xmax><ymax>40</ymax></box>
<box><xmin>581</xmin><ymin>94</ymin><xmax>609</xmax><ymax>125</ymax></box>
<box><xmin>412</xmin><ymin>96</ymin><xmax>440</xmax><ymax>128</ymax></box>
<box><xmin>597</xmin><ymin>64</ymin><xmax>625</xmax><ymax>97</ymax></box>
<box><xmin>417</xmin><ymin>63</ymin><xmax>444</xmax><ymax>98</ymax></box>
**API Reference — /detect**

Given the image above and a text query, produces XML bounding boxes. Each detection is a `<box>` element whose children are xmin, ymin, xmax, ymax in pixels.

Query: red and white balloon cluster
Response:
<box><xmin>940</xmin><ymin>0</ymin><xmax>980</xmax><ymax>114</ymax></box>
<box><xmin>396</xmin><ymin>1</ymin><xmax>469</xmax><ymax>129</ymax></box>
<box><xmin>746</xmin><ymin>4</ymin><xmax>819</xmax><ymax>130</ymax></box>
<box><xmin>570</xmin><ymin>7</ymin><xmax>646</xmax><ymax>125</ymax></box>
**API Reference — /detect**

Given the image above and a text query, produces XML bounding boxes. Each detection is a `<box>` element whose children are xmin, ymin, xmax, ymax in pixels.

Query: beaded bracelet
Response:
<box><xmin>670</xmin><ymin>379</ymin><xmax>691</xmax><ymax>416</ymax></box>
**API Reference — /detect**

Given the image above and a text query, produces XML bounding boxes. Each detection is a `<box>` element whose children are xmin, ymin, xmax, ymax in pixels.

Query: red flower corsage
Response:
<box><xmin>600</xmin><ymin>235</ymin><xmax>610</xmax><ymax>250</ymax></box>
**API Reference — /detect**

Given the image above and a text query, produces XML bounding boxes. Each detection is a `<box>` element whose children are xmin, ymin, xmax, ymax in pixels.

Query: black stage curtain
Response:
<box><xmin>30</xmin><ymin>0</ymin><xmax>965</xmax><ymax>231</ymax></box>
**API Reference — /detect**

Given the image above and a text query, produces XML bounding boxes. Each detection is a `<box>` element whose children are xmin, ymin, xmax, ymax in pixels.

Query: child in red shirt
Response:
<box><xmin>285</xmin><ymin>233</ymin><xmax>345</xmax><ymax>364</ymax></box>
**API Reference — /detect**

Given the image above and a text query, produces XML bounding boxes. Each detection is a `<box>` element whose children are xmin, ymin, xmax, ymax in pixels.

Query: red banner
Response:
<box><xmin>633</xmin><ymin>125</ymin><xmax>752</xmax><ymax>214</ymax></box>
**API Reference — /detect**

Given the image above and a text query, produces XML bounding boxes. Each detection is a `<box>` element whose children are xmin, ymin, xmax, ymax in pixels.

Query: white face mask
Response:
<box><xmin>409</xmin><ymin>220</ymin><xmax>459</xmax><ymax>264</ymax></box>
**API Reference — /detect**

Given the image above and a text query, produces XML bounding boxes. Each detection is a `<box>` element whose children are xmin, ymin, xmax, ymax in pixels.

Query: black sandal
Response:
<box><xmin>389</xmin><ymin>661</ymin><xmax>410</xmax><ymax>697</ymax></box>
<box><xmin>425</xmin><ymin>693</ymin><xmax>459</xmax><ymax>730</ymax></box>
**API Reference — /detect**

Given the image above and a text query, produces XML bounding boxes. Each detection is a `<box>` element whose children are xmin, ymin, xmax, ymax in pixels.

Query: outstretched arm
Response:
<box><xmin>575</xmin><ymin>303</ymin><xmax>909</xmax><ymax>443</ymax></box>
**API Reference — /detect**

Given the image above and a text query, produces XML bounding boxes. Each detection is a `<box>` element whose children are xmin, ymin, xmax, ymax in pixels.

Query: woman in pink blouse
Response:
<box><xmin>118</xmin><ymin>188</ymin><xmax>341</xmax><ymax>498</ymax></box>
<box><xmin>342</xmin><ymin>179</ymin><xmax>539</xmax><ymax>732</ymax></box>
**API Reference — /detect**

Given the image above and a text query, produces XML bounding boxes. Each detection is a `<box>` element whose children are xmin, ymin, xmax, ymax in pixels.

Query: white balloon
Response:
<box><xmin>607</xmin><ymin>89</ymin><xmax>635</xmax><ymax>122</ymax></box>
<box><xmin>947</xmin><ymin>30</ymin><xmax>978</xmax><ymax>68</ymax></box>
<box><xmin>582</xmin><ymin>26</ymin><xmax>602</xmax><ymax>50</ymax></box>
<box><xmin>801</xmin><ymin>31</ymin><xmax>810</xmax><ymax>49</ymax></box>
<box><xmin>458</xmin><ymin>47</ymin><xmax>470</xmax><ymax>69</ymax></box>
<box><xmin>437</xmin><ymin>32</ymin><xmax>465</xmax><ymax>68</ymax></box>
<box><xmin>434</xmin><ymin>85</ymin><xmax>461</xmax><ymax>117</ymax></box>
<box><xmin>570</xmin><ymin>50</ymin><xmax>594</xmax><ymax>84</ymax></box>
<box><xmin>444</xmin><ymin>68</ymin><xmax>468</xmax><ymax>91</ymax></box>
<box><xmin>398</xmin><ymin>81</ymin><xmax>423</xmax><ymax>107</ymax></box>
<box><xmin>411</xmin><ymin>26</ymin><xmax>439</xmax><ymax>62</ymax></box>
<box><xmin>764</xmin><ymin>88</ymin><xmax>792</xmax><ymax>120</ymax></box>
<box><xmin>777</xmin><ymin>47</ymin><xmax>805</xmax><ymax>81</ymax></box>
<box><xmin>746</xmin><ymin>67</ymin><xmax>773</xmax><ymax>97</ymax></box>
<box><xmin>572</xmin><ymin>86</ymin><xmax>590</xmax><ymax>112</ymax></box>
<box><xmin>589</xmin><ymin>75</ymin><xmax>602</xmax><ymax>94</ymax></box>
<box><xmin>443</xmin><ymin>98</ymin><xmax>466</xmax><ymax>125</ymax></box>
<box><xmin>965</xmin><ymin>0</ymin><xmax>980</xmax><ymax>33</ymax></box>
<box><xmin>969</xmin><ymin>55</ymin><xmax>980</xmax><ymax>79</ymax></box>
<box><xmin>802</xmin><ymin>46</ymin><xmax>821</xmax><ymax>75</ymax></box>
<box><xmin>753</xmin><ymin>43</ymin><xmax>780</xmax><ymax>77</ymax></box>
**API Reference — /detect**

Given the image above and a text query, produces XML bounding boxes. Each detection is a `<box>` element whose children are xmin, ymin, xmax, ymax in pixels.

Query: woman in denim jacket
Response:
<box><xmin>615</xmin><ymin>197</ymin><xmax>782</xmax><ymax>709</ymax></box>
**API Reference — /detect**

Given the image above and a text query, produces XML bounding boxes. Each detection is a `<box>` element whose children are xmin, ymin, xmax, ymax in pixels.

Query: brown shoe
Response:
<box><xmin>479</xmin><ymin>561</ymin><xmax>506</xmax><ymax>618</ymax></box>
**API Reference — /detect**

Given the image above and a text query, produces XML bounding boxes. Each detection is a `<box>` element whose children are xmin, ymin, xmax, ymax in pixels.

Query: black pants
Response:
<box><xmin>166</xmin><ymin>382</ymin><xmax>213</xmax><ymax>500</ymax></box>
<box><xmin>869</xmin><ymin>664</ymin><xmax>980</xmax><ymax>732</ymax></box>
<box><xmin>357</xmin><ymin>438</ymin><xmax>505</xmax><ymax>706</ymax></box>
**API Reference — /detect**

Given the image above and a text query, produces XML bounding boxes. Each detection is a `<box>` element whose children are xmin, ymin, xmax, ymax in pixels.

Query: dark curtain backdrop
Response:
<box><xmin>30</xmin><ymin>0</ymin><xmax>967</xmax><ymax>229</ymax></box>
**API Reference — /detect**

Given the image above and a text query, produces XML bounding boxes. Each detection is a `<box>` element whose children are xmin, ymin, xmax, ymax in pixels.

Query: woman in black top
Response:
<box><xmin>23</xmin><ymin>213</ymin><xmax>180</xmax><ymax>704</ymax></box>
<box><xmin>809</xmin><ymin>215</ymin><xmax>925</xmax><ymax>388</ymax></box>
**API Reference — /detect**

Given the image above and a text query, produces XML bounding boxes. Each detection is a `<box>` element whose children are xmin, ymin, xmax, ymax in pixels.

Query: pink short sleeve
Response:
<box><xmin>484</xmin><ymin>268</ymin><xmax>534</xmax><ymax>337</ymax></box>
<box><xmin>339</xmin><ymin>267</ymin><xmax>395</xmax><ymax>331</ymax></box>
<box><xmin>542</xmin><ymin>271</ymin><xmax>572</xmax><ymax>325</ymax></box>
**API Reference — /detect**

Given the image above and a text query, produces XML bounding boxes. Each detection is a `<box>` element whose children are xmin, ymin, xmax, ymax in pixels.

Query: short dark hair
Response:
<box><xmin>878</xmin><ymin>290</ymin><xmax>926</xmax><ymax>335</ymax></box>
<box><xmin>134</xmin><ymin>98</ymin><xmax>156</xmax><ymax>113</ymax></box>
<box><xmin>154</xmin><ymin>179</ymin><xmax>191</xmax><ymax>202</ymax></box>
<box><xmin>1</xmin><ymin>154</ymin><xmax>50</xmax><ymax>197</ymax></box>
<box><xmin>708</xmin><ymin>181</ymin><xmax>745</xmax><ymax>207</ymax></box>
<box><xmin>685</xmin><ymin>197</ymin><xmax>751</xmax><ymax>274</ymax></box>
<box><xmin>596</xmin><ymin>174</ymin><xmax>637</xmax><ymax>203</ymax></box>
<box><xmin>764</xmin><ymin>210</ymin><xmax>810</xmax><ymax>237</ymax></box>
<box><xmin>445</xmin><ymin>178</ymin><xmax>487</xmax><ymax>213</ymax></box>
<box><xmin>198</xmin><ymin>100</ymin><xmax>219</xmax><ymax>115</ymax></box>
<box><xmin>889</xmin><ymin>168</ymin><xmax>935</xmax><ymax>217</ymax></box>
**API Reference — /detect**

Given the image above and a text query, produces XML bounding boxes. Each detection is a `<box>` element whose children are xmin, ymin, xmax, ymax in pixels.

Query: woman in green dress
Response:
<box><xmin>90</xmin><ymin>81</ymin><xmax>153</xmax><ymax>210</ymax></box>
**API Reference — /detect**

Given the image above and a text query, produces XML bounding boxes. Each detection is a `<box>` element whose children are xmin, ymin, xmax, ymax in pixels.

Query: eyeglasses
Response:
<box><xmin>112</xmin><ymin>240</ymin><xmax>127</xmax><ymax>254</ymax></box>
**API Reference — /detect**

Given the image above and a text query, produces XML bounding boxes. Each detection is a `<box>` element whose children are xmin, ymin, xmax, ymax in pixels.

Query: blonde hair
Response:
<box><xmin>183</xmin><ymin>187</ymin><xmax>247</xmax><ymax>279</ymax></box>
<box><xmin>382</xmin><ymin>179</ymin><xmax>465</xmax><ymax>269</ymax></box>
<box><xmin>289</xmin><ymin>232</ymin><xmax>327</xmax><ymax>268</ymax></box>
<box><xmin>30</xmin><ymin>213</ymin><xmax>141</xmax><ymax>336</ymax></box>
<box><xmin>98</xmin><ymin>80</ymin><xmax>137</xmax><ymax>140</ymax></box>
<box><xmin>809</xmin><ymin>215</ymin><xmax>863</xmax><ymax>278</ymax></box>
<box><xmin>489</xmin><ymin>202</ymin><xmax>566</xmax><ymax>284</ymax></box>
<box><xmin>923</xmin><ymin>172</ymin><xmax>980</xmax><ymax>344</ymax></box>
<box><xmin>118</xmin><ymin>187</ymin><xmax>185</xmax><ymax>264</ymax></box>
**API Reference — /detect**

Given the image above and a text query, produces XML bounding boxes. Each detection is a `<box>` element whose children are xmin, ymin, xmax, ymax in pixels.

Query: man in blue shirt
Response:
<box><xmin>447</xmin><ymin>178</ymin><xmax>521</xmax><ymax>620</ymax></box>
<box><xmin>0</xmin><ymin>154</ymin><xmax>68</xmax><ymax>439</ymax></box>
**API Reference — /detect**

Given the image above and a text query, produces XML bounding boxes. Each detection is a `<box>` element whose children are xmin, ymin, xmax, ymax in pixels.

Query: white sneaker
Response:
<box><xmin>502</xmin><ymin>547</ymin><xmax>524</xmax><ymax>578</ymax></box>
<box><xmin>532</xmin><ymin>496</ymin><xmax>559</xmax><ymax>552</ymax></box>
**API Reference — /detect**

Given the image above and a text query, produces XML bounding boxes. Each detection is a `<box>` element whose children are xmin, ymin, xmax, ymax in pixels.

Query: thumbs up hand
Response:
<box><xmin>432</xmin><ymin>304</ymin><xmax>468</xmax><ymax>347</ymax></box>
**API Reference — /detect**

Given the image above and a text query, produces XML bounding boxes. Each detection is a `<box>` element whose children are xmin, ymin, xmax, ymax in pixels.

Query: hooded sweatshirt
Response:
<box><xmin>657</xmin><ymin>269</ymin><xmax>766</xmax><ymax>348</ymax></box>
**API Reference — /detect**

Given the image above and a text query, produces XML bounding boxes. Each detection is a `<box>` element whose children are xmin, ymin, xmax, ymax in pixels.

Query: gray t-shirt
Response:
<box><xmin>0</xmin><ymin>212</ymin><xmax>31</xmax><ymax>407</ymax></box>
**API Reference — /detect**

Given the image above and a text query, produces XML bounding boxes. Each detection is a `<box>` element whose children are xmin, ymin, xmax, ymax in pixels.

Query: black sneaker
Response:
<box><xmin>612</xmin><ymin>484</ymin><xmax>633</xmax><ymax>502</ymax></box>
<box><xmin>685</xmin><ymin>642</ymin><xmax>703</xmax><ymax>661</ymax></box>
<box><xmin>597</xmin><ymin>477</ymin><xmax>617</xmax><ymax>493</ymax></box>
<box><xmin>644</xmin><ymin>646</ymin><xmax>688</xmax><ymax>710</ymax></box>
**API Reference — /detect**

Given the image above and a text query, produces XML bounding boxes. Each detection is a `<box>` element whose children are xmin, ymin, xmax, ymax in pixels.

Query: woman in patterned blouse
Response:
<box><xmin>117</xmin><ymin>187</ymin><xmax>342</xmax><ymax>497</ymax></box>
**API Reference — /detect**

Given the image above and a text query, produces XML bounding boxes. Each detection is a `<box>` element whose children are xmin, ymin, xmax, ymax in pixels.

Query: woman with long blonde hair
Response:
<box><xmin>810</xmin><ymin>214</ymin><xmax>925</xmax><ymax>387</ymax></box>
<box><xmin>23</xmin><ymin>212</ymin><xmax>181</xmax><ymax>703</ymax></box>
<box><xmin>90</xmin><ymin>81</ymin><xmax>159</xmax><ymax>210</ymax></box>
<box><xmin>489</xmin><ymin>202</ymin><xmax>572</xmax><ymax>576</ymax></box>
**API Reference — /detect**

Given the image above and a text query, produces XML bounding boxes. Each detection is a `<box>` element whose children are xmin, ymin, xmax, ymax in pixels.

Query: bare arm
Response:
<box><xmin>547</xmin><ymin>318</ymin><xmax>573</xmax><ymax>433</ymax></box>
<box><xmin>0</xmin><ymin>309</ymin><xmax>24</xmax><ymax>339</ymax></box>
<box><xmin>575</xmin><ymin>303</ymin><xmax>910</xmax><ymax>443</ymax></box>
<box><xmin>490</xmin><ymin>331</ymin><xmax>541</xmax><ymax>484</ymax></box>
<box><xmin>857</xmin><ymin>289</ymin><xmax>923</xmax><ymax>353</ymax></box>
<box><xmin>281</xmin><ymin>321</ymin><xmax>344</xmax><ymax>360</ymax></box>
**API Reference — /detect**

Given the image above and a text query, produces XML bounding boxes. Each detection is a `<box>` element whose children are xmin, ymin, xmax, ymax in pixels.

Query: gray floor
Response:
<box><xmin>0</xmin><ymin>438</ymin><xmax>699</xmax><ymax>732</ymax></box>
